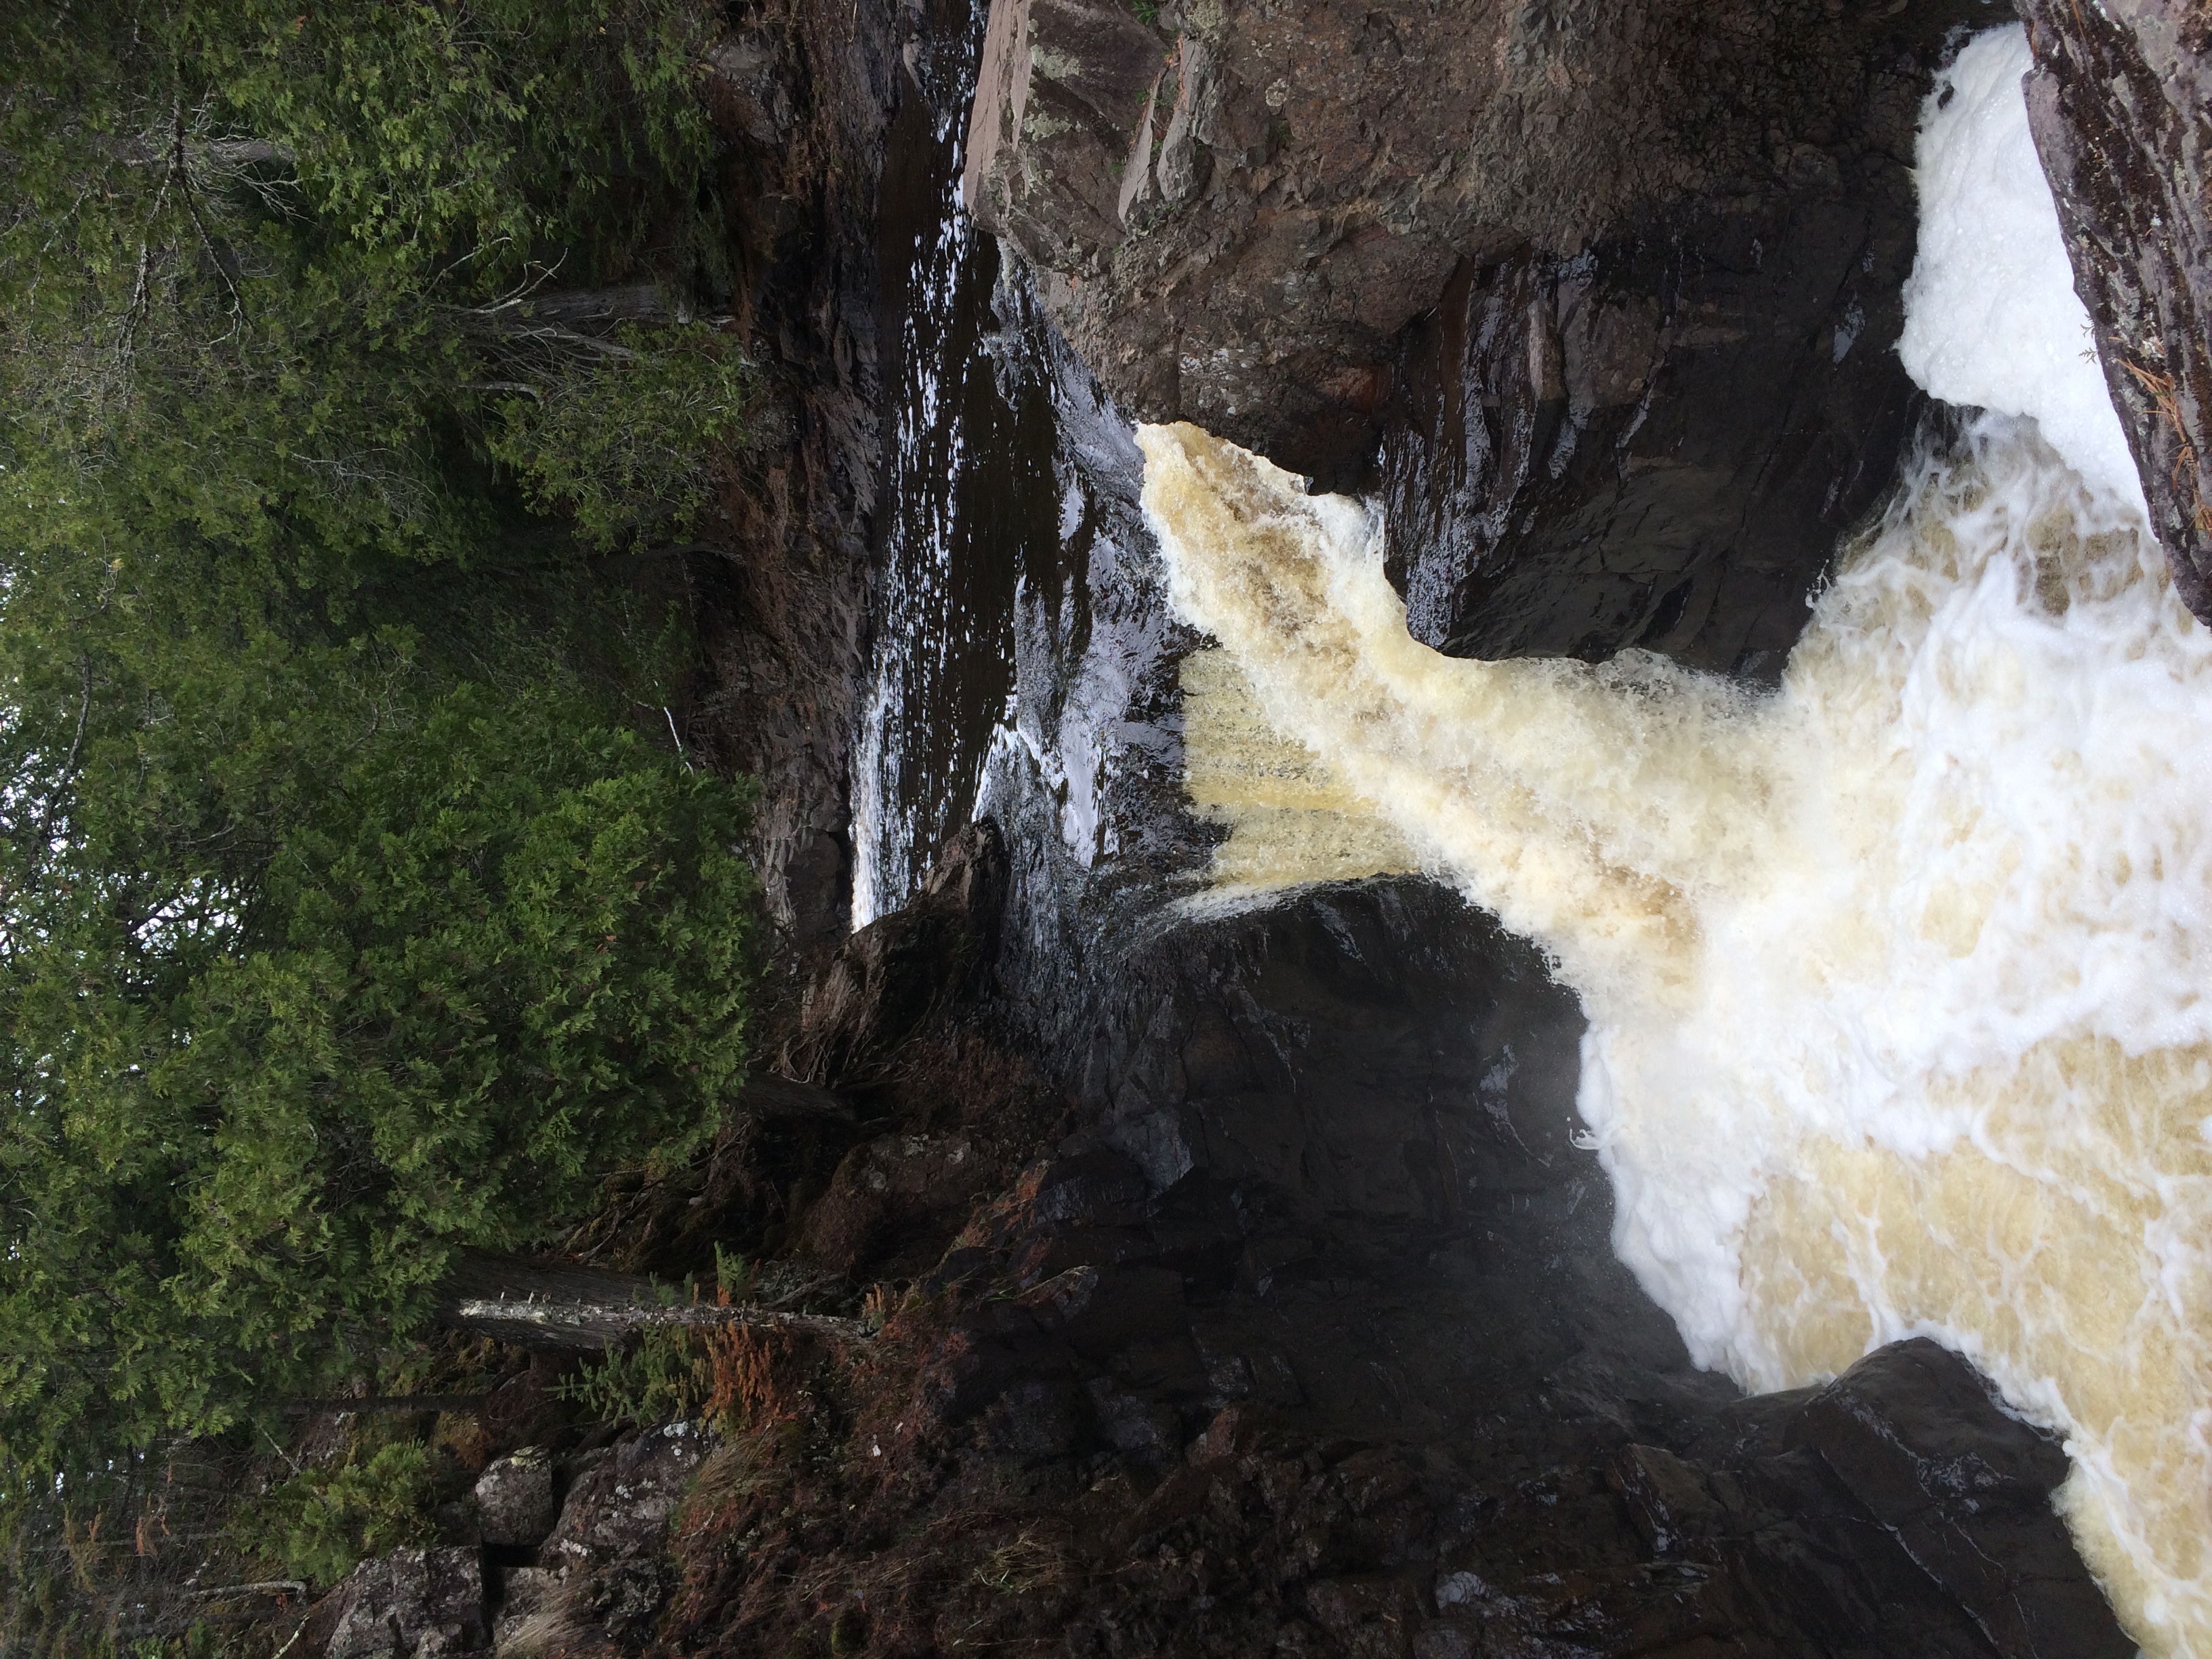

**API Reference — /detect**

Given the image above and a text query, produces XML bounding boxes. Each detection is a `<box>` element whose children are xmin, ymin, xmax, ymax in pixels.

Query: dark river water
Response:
<box><xmin>854</xmin><ymin>9</ymin><xmax>1191</xmax><ymax>937</ymax></box>
<box><xmin>852</xmin><ymin>18</ymin><xmax>1058</xmax><ymax>925</ymax></box>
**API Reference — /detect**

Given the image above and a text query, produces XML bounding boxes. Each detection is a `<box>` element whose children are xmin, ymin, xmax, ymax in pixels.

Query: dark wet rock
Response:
<box><xmin>1380</xmin><ymin>198</ymin><xmax>1929</xmax><ymax>680</ymax></box>
<box><xmin>1370</xmin><ymin>1</ymin><xmax>2006</xmax><ymax>677</ymax></box>
<box><xmin>680</xmin><ymin>0</ymin><xmax>901</xmax><ymax>954</ymax></box>
<box><xmin>1598</xmin><ymin>1340</ymin><xmax>2136</xmax><ymax>1658</ymax></box>
<box><xmin>849</xmin><ymin>882</ymin><xmax>2126</xmax><ymax>1658</ymax></box>
<box><xmin>472</xmin><ymin>1451</ymin><xmax>558</xmax><ymax>1552</ymax></box>
<box><xmin>651</xmin><ymin>809</ymin><xmax>2132</xmax><ymax>1654</ymax></box>
<box><xmin>782</xmin><ymin>819</ymin><xmax>1008</xmax><ymax>1085</ymax></box>
<box><xmin>2019</xmin><ymin>0</ymin><xmax>2212</xmax><ymax>621</ymax></box>
<box><xmin>959</xmin><ymin>879</ymin><xmax>1739</xmax><ymax>1458</ymax></box>
<box><xmin>963</xmin><ymin>0</ymin><xmax>1978</xmax><ymax>501</ymax></box>
<box><xmin>319</xmin><ymin>1547</ymin><xmax>486</xmax><ymax>1659</ymax></box>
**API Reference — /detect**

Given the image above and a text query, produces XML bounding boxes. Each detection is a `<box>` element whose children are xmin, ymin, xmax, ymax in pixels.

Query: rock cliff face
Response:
<box><xmin>632</xmin><ymin>863</ymin><xmax>2135</xmax><ymax>1656</ymax></box>
<box><xmin>684</xmin><ymin>0</ymin><xmax>899</xmax><ymax>954</ymax></box>
<box><xmin>2018</xmin><ymin>0</ymin><xmax>2212</xmax><ymax>621</ymax></box>
<box><xmin>1376</xmin><ymin>199</ymin><xmax>1923</xmax><ymax>677</ymax></box>
<box><xmin>964</xmin><ymin>0</ymin><xmax>1969</xmax><ymax>481</ymax></box>
<box><xmin>961</xmin><ymin>0</ymin><xmax>1987</xmax><ymax>675</ymax></box>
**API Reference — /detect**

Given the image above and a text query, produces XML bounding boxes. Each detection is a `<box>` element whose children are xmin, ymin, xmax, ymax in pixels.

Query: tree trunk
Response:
<box><xmin>280</xmin><ymin>1395</ymin><xmax>489</xmax><ymax>1416</ymax></box>
<box><xmin>434</xmin><ymin>1250</ymin><xmax>870</xmax><ymax>1350</ymax></box>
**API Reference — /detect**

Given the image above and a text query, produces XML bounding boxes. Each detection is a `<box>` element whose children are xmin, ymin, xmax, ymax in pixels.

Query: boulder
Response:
<box><xmin>322</xmin><ymin>1547</ymin><xmax>485</xmax><ymax>1659</ymax></box>
<box><xmin>471</xmin><ymin>1451</ymin><xmax>557</xmax><ymax>1552</ymax></box>
<box><xmin>492</xmin><ymin>1426</ymin><xmax>708</xmax><ymax>1657</ymax></box>
<box><xmin>1788</xmin><ymin>1342</ymin><xmax>2123</xmax><ymax>1658</ymax></box>
<box><xmin>1601</xmin><ymin>1338</ymin><xmax>2137</xmax><ymax>1658</ymax></box>
<box><xmin>1378</xmin><ymin>199</ymin><xmax>1931</xmax><ymax>679</ymax></box>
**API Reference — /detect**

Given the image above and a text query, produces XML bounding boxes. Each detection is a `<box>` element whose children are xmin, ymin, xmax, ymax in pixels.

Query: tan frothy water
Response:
<box><xmin>1143</xmin><ymin>415</ymin><xmax>2212</xmax><ymax>1656</ymax></box>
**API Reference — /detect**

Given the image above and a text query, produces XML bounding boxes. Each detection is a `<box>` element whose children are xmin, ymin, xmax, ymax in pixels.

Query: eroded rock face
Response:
<box><xmin>2018</xmin><ymin>0</ymin><xmax>2212</xmax><ymax>621</ymax></box>
<box><xmin>911</xmin><ymin>882</ymin><xmax>2131</xmax><ymax>1654</ymax></box>
<box><xmin>684</xmin><ymin>0</ymin><xmax>899</xmax><ymax>955</ymax></box>
<box><xmin>1380</xmin><ymin>209</ymin><xmax>1929</xmax><ymax>678</ymax></box>
<box><xmin>964</xmin><ymin>0</ymin><xmax>1975</xmax><ymax>491</ymax></box>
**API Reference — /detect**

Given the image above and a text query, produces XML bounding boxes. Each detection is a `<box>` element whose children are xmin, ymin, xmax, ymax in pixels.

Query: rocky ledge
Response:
<box><xmin>964</xmin><ymin>0</ymin><xmax>2212</xmax><ymax>655</ymax></box>
<box><xmin>301</xmin><ymin>851</ymin><xmax>2132</xmax><ymax>1657</ymax></box>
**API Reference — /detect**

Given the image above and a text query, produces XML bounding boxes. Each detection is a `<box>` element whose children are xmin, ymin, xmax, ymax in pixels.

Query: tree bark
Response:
<box><xmin>280</xmin><ymin>1395</ymin><xmax>489</xmax><ymax>1416</ymax></box>
<box><xmin>435</xmin><ymin>1250</ymin><xmax>870</xmax><ymax>1350</ymax></box>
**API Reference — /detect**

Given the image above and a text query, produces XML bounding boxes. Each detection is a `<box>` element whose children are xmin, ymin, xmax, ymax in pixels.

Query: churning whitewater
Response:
<box><xmin>1143</xmin><ymin>26</ymin><xmax>2210</xmax><ymax>1659</ymax></box>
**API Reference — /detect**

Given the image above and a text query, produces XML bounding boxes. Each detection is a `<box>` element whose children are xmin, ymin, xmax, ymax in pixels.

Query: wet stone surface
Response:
<box><xmin>2018</xmin><ymin>0</ymin><xmax>2212</xmax><ymax>621</ymax></box>
<box><xmin>661</xmin><ymin>856</ymin><xmax>2132</xmax><ymax>1656</ymax></box>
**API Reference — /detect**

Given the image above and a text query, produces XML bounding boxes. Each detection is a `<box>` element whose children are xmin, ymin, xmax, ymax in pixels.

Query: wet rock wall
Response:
<box><xmin>2020</xmin><ymin>0</ymin><xmax>2212</xmax><ymax>621</ymax></box>
<box><xmin>682</xmin><ymin>0</ymin><xmax>902</xmax><ymax>956</ymax></box>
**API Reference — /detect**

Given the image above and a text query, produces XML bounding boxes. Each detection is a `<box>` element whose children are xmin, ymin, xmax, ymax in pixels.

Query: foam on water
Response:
<box><xmin>1140</xmin><ymin>30</ymin><xmax>2212</xmax><ymax>1646</ymax></box>
<box><xmin>1898</xmin><ymin>24</ymin><xmax>2148</xmax><ymax>518</ymax></box>
<box><xmin>1142</xmin><ymin>412</ymin><xmax>2211</xmax><ymax>1654</ymax></box>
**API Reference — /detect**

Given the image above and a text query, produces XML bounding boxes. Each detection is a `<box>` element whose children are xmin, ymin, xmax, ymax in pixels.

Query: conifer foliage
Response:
<box><xmin>0</xmin><ymin>0</ymin><xmax>762</xmax><ymax>1509</ymax></box>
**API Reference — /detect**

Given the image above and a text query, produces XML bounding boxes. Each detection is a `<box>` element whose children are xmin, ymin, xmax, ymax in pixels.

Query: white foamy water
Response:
<box><xmin>1136</xmin><ymin>32</ymin><xmax>2211</xmax><ymax>1649</ymax></box>
<box><xmin>1145</xmin><ymin>413</ymin><xmax>2209</xmax><ymax>1654</ymax></box>
<box><xmin>1899</xmin><ymin>24</ymin><xmax>2147</xmax><ymax>519</ymax></box>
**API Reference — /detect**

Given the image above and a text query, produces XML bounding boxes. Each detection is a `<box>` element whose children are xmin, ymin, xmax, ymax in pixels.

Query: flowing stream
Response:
<box><xmin>852</xmin><ymin>18</ymin><xmax>1059</xmax><ymax>927</ymax></box>
<box><xmin>856</xmin><ymin>11</ymin><xmax>1190</xmax><ymax>936</ymax></box>
<box><xmin>1151</xmin><ymin>28</ymin><xmax>2209</xmax><ymax>1656</ymax></box>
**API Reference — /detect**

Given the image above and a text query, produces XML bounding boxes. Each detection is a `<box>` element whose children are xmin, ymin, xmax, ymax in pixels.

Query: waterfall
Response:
<box><xmin>1146</xmin><ymin>27</ymin><xmax>2209</xmax><ymax>1656</ymax></box>
<box><xmin>851</xmin><ymin>25</ymin><xmax>1058</xmax><ymax>928</ymax></box>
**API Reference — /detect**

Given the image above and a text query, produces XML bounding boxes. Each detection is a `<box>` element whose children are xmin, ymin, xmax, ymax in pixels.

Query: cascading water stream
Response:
<box><xmin>1147</xmin><ymin>27</ymin><xmax>2210</xmax><ymax>1657</ymax></box>
<box><xmin>851</xmin><ymin>22</ymin><xmax>1059</xmax><ymax>928</ymax></box>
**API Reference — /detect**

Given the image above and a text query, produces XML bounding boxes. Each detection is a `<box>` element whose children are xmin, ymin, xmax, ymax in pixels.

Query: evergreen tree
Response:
<box><xmin>0</xmin><ymin>0</ymin><xmax>765</xmax><ymax>1498</ymax></box>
